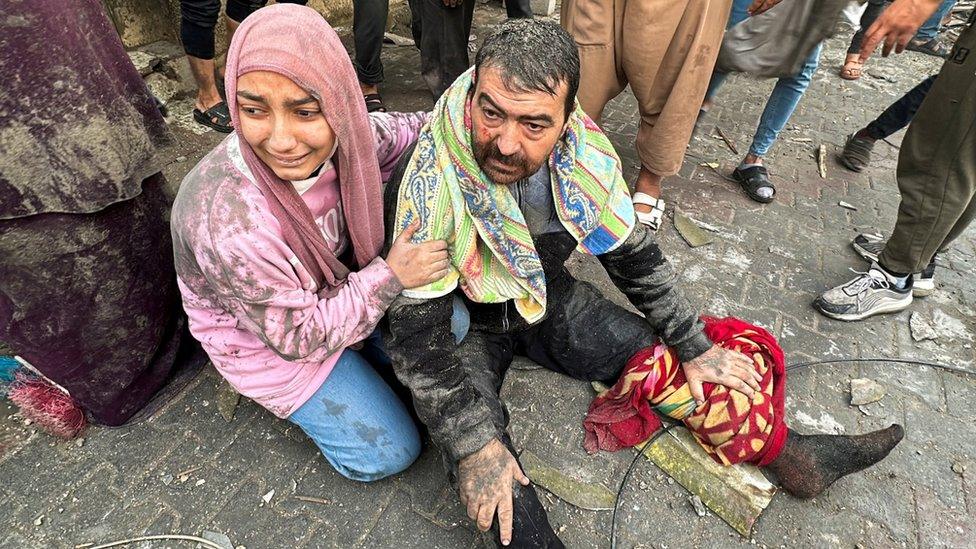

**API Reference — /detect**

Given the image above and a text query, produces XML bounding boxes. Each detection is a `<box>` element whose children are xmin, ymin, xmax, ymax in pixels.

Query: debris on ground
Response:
<box><xmin>951</xmin><ymin>461</ymin><xmax>966</xmax><ymax>475</ymax></box>
<box><xmin>382</xmin><ymin>32</ymin><xmax>415</xmax><ymax>47</ymax></box>
<box><xmin>849</xmin><ymin>378</ymin><xmax>886</xmax><ymax>406</ymax></box>
<box><xmin>216</xmin><ymin>378</ymin><xmax>240</xmax><ymax>422</ymax></box>
<box><xmin>519</xmin><ymin>450</ymin><xmax>615</xmax><ymax>511</ymax></box>
<box><xmin>640</xmin><ymin>427</ymin><xmax>775</xmax><ymax>537</ymax></box>
<box><xmin>910</xmin><ymin>310</ymin><xmax>973</xmax><ymax>342</ymax></box>
<box><xmin>910</xmin><ymin>311</ymin><xmax>939</xmax><ymax>342</ymax></box>
<box><xmin>699</xmin><ymin>161</ymin><xmax>721</xmax><ymax>170</ymax></box>
<box><xmin>293</xmin><ymin>494</ymin><xmax>332</xmax><ymax>506</ymax></box>
<box><xmin>261</xmin><ymin>489</ymin><xmax>275</xmax><ymax>505</ymax></box>
<box><xmin>817</xmin><ymin>144</ymin><xmax>827</xmax><ymax>179</ymax></box>
<box><xmin>200</xmin><ymin>531</ymin><xmax>234</xmax><ymax>549</ymax></box>
<box><xmin>688</xmin><ymin>495</ymin><xmax>707</xmax><ymax>518</ymax></box>
<box><xmin>838</xmin><ymin>201</ymin><xmax>858</xmax><ymax>211</ymax></box>
<box><xmin>715</xmin><ymin>126</ymin><xmax>739</xmax><ymax>155</ymax></box>
<box><xmin>674</xmin><ymin>210</ymin><xmax>716</xmax><ymax>248</ymax></box>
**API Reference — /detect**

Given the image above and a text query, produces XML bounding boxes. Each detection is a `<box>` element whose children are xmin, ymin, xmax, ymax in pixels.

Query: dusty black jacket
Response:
<box><xmin>382</xmin><ymin>144</ymin><xmax>711</xmax><ymax>463</ymax></box>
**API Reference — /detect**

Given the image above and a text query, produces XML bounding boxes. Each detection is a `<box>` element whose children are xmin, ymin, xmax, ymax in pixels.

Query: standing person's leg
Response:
<box><xmin>701</xmin><ymin>0</ymin><xmax>751</xmax><ymax>110</ymax></box>
<box><xmin>732</xmin><ymin>42</ymin><xmax>823</xmax><ymax>203</ymax></box>
<box><xmin>505</xmin><ymin>0</ymin><xmax>533</xmax><ymax>19</ymax></box>
<box><xmin>560</xmin><ymin>0</ymin><xmax>627</xmax><ymax>122</ymax></box>
<box><xmin>622</xmin><ymin>0</ymin><xmax>730</xmax><ymax>228</ymax></box>
<box><xmin>288</xmin><ymin>347</ymin><xmax>422</xmax><ymax>481</ymax></box>
<box><xmin>840</xmin><ymin>74</ymin><xmax>937</xmax><ymax>172</ymax></box>
<box><xmin>842</xmin><ymin>0</ymin><xmax>890</xmax><ymax>79</ymax></box>
<box><xmin>815</xmin><ymin>25</ymin><xmax>976</xmax><ymax>321</ymax></box>
<box><xmin>908</xmin><ymin>0</ymin><xmax>955</xmax><ymax>56</ymax></box>
<box><xmin>411</xmin><ymin>0</ymin><xmax>476</xmax><ymax>98</ymax></box>
<box><xmin>877</xmin><ymin>26</ymin><xmax>976</xmax><ymax>276</ymax></box>
<box><xmin>180</xmin><ymin>0</ymin><xmax>232</xmax><ymax>132</ymax></box>
<box><xmin>353</xmin><ymin>0</ymin><xmax>391</xmax><ymax>111</ymax></box>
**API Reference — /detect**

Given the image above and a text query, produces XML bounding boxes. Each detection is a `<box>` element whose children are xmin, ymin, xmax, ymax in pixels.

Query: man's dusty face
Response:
<box><xmin>470</xmin><ymin>66</ymin><xmax>569</xmax><ymax>185</ymax></box>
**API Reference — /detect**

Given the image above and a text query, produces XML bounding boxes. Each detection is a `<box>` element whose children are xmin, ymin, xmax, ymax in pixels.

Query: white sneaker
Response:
<box><xmin>814</xmin><ymin>268</ymin><xmax>913</xmax><ymax>321</ymax></box>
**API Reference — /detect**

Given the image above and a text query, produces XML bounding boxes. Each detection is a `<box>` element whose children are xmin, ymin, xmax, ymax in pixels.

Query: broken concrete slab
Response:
<box><xmin>520</xmin><ymin>450</ymin><xmax>615</xmax><ymax>511</ymax></box>
<box><xmin>641</xmin><ymin>427</ymin><xmax>776</xmax><ymax>537</ymax></box>
<box><xmin>910</xmin><ymin>312</ymin><xmax>939</xmax><ymax>342</ymax></box>
<box><xmin>674</xmin><ymin>210</ymin><xmax>716</xmax><ymax>248</ymax></box>
<box><xmin>850</xmin><ymin>378</ymin><xmax>886</xmax><ymax>406</ymax></box>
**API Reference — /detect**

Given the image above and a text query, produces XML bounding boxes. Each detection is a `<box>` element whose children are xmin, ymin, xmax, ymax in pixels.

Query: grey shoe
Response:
<box><xmin>814</xmin><ymin>268</ymin><xmax>913</xmax><ymax>321</ymax></box>
<box><xmin>851</xmin><ymin>233</ymin><xmax>936</xmax><ymax>296</ymax></box>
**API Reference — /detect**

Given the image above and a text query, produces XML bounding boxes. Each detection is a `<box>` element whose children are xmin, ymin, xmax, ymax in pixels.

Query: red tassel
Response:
<box><xmin>8</xmin><ymin>372</ymin><xmax>86</xmax><ymax>439</ymax></box>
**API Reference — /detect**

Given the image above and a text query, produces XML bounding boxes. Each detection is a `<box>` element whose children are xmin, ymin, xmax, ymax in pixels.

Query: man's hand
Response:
<box><xmin>682</xmin><ymin>344</ymin><xmax>763</xmax><ymax>404</ymax></box>
<box><xmin>747</xmin><ymin>0</ymin><xmax>784</xmax><ymax>16</ymax></box>
<box><xmin>859</xmin><ymin>0</ymin><xmax>942</xmax><ymax>61</ymax></box>
<box><xmin>458</xmin><ymin>438</ymin><xmax>530</xmax><ymax>546</ymax></box>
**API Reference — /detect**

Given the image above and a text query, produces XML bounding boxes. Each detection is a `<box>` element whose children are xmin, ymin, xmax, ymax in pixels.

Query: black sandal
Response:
<box><xmin>363</xmin><ymin>93</ymin><xmax>387</xmax><ymax>113</ymax></box>
<box><xmin>906</xmin><ymin>37</ymin><xmax>951</xmax><ymax>59</ymax></box>
<box><xmin>839</xmin><ymin>133</ymin><xmax>876</xmax><ymax>173</ymax></box>
<box><xmin>192</xmin><ymin>101</ymin><xmax>233</xmax><ymax>133</ymax></box>
<box><xmin>731</xmin><ymin>165</ymin><xmax>775</xmax><ymax>204</ymax></box>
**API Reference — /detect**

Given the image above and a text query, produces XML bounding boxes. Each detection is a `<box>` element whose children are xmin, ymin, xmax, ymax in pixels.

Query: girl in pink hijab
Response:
<box><xmin>171</xmin><ymin>3</ymin><xmax>450</xmax><ymax>481</ymax></box>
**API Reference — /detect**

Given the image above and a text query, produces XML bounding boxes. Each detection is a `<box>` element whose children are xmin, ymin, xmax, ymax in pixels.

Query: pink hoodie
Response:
<box><xmin>171</xmin><ymin>111</ymin><xmax>427</xmax><ymax>418</ymax></box>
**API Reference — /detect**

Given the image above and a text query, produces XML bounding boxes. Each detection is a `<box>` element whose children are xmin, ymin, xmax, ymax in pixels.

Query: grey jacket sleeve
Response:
<box><xmin>383</xmin><ymin>293</ymin><xmax>503</xmax><ymax>463</ymax></box>
<box><xmin>598</xmin><ymin>223</ymin><xmax>712</xmax><ymax>362</ymax></box>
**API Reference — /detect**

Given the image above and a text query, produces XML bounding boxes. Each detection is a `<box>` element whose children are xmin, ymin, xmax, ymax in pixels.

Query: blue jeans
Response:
<box><xmin>288</xmin><ymin>298</ymin><xmax>470</xmax><ymax>482</ymax></box>
<box><xmin>705</xmin><ymin>0</ymin><xmax>823</xmax><ymax>157</ymax></box>
<box><xmin>916</xmin><ymin>0</ymin><xmax>956</xmax><ymax>42</ymax></box>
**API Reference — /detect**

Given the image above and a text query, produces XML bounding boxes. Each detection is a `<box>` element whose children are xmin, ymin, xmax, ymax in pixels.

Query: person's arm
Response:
<box><xmin>859</xmin><ymin>0</ymin><xmax>943</xmax><ymax>60</ymax></box>
<box><xmin>599</xmin><ymin>223</ymin><xmax>762</xmax><ymax>403</ymax></box>
<box><xmin>370</xmin><ymin>111</ymin><xmax>432</xmax><ymax>179</ymax></box>
<box><xmin>205</xmin><ymin>205</ymin><xmax>447</xmax><ymax>363</ymax></box>
<box><xmin>208</xmin><ymin>222</ymin><xmax>403</xmax><ymax>362</ymax></box>
<box><xmin>599</xmin><ymin>223</ymin><xmax>712</xmax><ymax>361</ymax></box>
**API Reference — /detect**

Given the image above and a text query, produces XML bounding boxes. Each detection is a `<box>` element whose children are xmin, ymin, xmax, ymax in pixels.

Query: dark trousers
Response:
<box><xmin>354</xmin><ymin>0</ymin><xmax>390</xmax><ymax>84</ymax></box>
<box><xmin>848</xmin><ymin>0</ymin><xmax>890</xmax><ymax>54</ymax></box>
<box><xmin>408</xmin><ymin>0</ymin><xmax>476</xmax><ymax>98</ymax></box>
<box><xmin>880</xmin><ymin>23</ymin><xmax>976</xmax><ymax>274</ymax></box>
<box><xmin>505</xmin><ymin>0</ymin><xmax>534</xmax><ymax>18</ymax></box>
<box><xmin>445</xmin><ymin>277</ymin><xmax>653</xmax><ymax>548</ymax></box>
<box><xmin>866</xmin><ymin>74</ymin><xmax>937</xmax><ymax>140</ymax></box>
<box><xmin>179</xmin><ymin>0</ymin><xmax>307</xmax><ymax>59</ymax></box>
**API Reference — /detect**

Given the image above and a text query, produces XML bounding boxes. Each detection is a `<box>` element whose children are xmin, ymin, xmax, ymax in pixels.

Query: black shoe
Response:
<box><xmin>731</xmin><ymin>165</ymin><xmax>775</xmax><ymax>203</ymax></box>
<box><xmin>851</xmin><ymin>233</ymin><xmax>936</xmax><ymax>296</ymax></box>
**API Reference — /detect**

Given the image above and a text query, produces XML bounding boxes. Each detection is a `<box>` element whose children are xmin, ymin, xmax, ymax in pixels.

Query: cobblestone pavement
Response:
<box><xmin>2</xmin><ymin>5</ymin><xmax>974</xmax><ymax>549</ymax></box>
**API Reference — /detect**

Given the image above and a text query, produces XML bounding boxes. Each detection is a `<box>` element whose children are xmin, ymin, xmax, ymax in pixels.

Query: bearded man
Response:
<box><xmin>383</xmin><ymin>20</ymin><xmax>904</xmax><ymax>548</ymax></box>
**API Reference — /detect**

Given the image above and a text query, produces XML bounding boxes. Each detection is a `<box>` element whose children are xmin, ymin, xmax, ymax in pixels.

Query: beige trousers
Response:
<box><xmin>561</xmin><ymin>0</ymin><xmax>731</xmax><ymax>176</ymax></box>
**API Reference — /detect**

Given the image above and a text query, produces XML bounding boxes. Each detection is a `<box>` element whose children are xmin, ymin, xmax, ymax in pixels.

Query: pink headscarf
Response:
<box><xmin>224</xmin><ymin>4</ymin><xmax>384</xmax><ymax>296</ymax></box>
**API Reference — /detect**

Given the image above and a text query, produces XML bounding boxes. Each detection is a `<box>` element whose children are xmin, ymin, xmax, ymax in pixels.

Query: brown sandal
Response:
<box><xmin>839</xmin><ymin>56</ymin><xmax>863</xmax><ymax>81</ymax></box>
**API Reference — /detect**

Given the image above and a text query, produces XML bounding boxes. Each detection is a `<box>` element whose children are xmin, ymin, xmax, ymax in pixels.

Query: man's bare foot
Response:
<box><xmin>360</xmin><ymin>82</ymin><xmax>379</xmax><ymax>96</ymax></box>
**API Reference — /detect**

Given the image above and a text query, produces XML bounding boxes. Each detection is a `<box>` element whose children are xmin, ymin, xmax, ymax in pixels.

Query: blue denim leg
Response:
<box><xmin>704</xmin><ymin>0</ymin><xmax>752</xmax><ymax>101</ymax></box>
<box><xmin>288</xmin><ymin>346</ymin><xmax>421</xmax><ymax>482</ymax></box>
<box><xmin>748</xmin><ymin>42</ymin><xmax>823</xmax><ymax>157</ymax></box>
<box><xmin>915</xmin><ymin>0</ymin><xmax>956</xmax><ymax>41</ymax></box>
<box><xmin>286</xmin><ymin>297</ymin><xmax>470</xmax><ymax>482</ymax></box>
